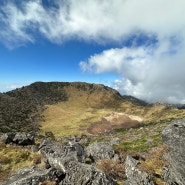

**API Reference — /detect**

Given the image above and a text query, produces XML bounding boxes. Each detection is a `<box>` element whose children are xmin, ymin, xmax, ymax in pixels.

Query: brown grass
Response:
<box><xmin>96</xmin><ymin>159</ymin><xmax>125</xmax><ymax>180</ymax></box>
<box><xmin>40</xmin><ymin>85</ymin><xmax>185</xmax><ymax>138</ymax></box>
<box><xmin>139</xmin><ymin>145</ymin><xmax>169</xmax><ymax>185</ymax></box>
<box><xmin>40</xmin><ymin>86</ymin><xmax>119</xmax><ymax>137</ymax></box>
<box><xmin>0</xmin><ymin>142</ymin><xmax>43</xmax><ymax>183</ymax></box>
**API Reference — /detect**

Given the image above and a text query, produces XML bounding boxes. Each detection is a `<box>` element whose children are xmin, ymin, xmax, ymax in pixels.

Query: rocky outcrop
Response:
<box><xmin>59</xmin><ymin>159</ymin><xmax>116</xmax><ymax>185</ymax></box>
<box><xmin>39</xmin><ymin>140</ymin><xmax>117</xmax><ymax>185</ymax></box>
<box><xmin>162</xmin><ymin>119</ymin><xmax>185</xmax><ymax>185</ymax></box>
<box><xmin>125</xmin><ymin>155</ymin><xmax>155</xmax><ymax>185</ymax></box>
<box><xmin>0</xmin><ymin>132</ymin><xmax>35</xmax><ymax>146</ymax></box>
<box><xmin>2</xmin><ymin>167</ymin><xmax>60</xmax><ymax>185</ymax></box>
<box><xmin>85</xmin><ymin>142</ymin><xmax>115</xmax><ymax>162</ymax></box>
<box><xmin>39</xmin><ymin>140</ymin><xmax>86</xmax><ymax>169</ymax></box>
<box><xmin>3</xmin><ymin>140</ymin><xmax>117</xmax><ymax>185</ymax></box>
<box><xmin>0</xmin><ymin>132</ymin><xmax>15</xmax><ymax>144</ymax></box>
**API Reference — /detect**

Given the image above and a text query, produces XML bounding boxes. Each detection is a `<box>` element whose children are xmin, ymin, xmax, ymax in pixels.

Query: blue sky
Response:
<box><xmin>1</xmin><ymin>0</ymin><xmax>185</xmax><ymax>103</ymax></box>
<box><xmin>0</xmin><ymin>39</ymin><xmax>117</xmax><ymax>88</ymax></box>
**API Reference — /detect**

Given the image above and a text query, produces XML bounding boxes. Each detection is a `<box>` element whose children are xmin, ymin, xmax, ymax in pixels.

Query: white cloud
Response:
<box><xmin>1</xmin><ymin>0</ymin><xmax>185</xmax><ymax>103</ymax></box>
<box><xmin>0</xmin><ymin>83</ymin><xmax>25</xmax><ymax>92</ymax></box>
<box><xmin>1</xmin><ymin>0</ymin><xmax>185</xmax><ymax>46</ymax></box>
<box><xmin>80</xmin><ymin>42</ymin><xmax>185</xmax><ymax>104</ymax></box>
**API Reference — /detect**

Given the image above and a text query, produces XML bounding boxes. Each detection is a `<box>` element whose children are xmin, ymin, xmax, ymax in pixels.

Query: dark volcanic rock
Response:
<box><xmin>3</xmin><ymin>140</ymin><xmax>117</xmax><ymax>184</ymax></box>
<box><xmin>0</xmin><ymin>132</ymin><xmax>15</xmax><ymax>144</ymax></box>
<box><xmin>1</xmin><ymin>132</ymin><xmax>35</xmax><ymax>146</ymax></box>
<box><xmin>13</xmin><ymin>132</ymin><xmax>35</xmax><ymax>146</ymax></box>
<box><xmin>85</xmin><ymin>142</ymin><xmax>115</xmax><ymax>162</ymax></box>
<box><xmin>39</xmin><ymin>140</ymin><xmax>117</xmax><ymax>185</ymax></box>
<box><xmin>125</xmin><ymin>155</ymin><xmax>155</xmax><ymax>185</ymax></box>
<box><xmin>39</xmin><ymin>140</ymin><xmax>86</xmax><ymax>166</ymax></box>
<box><xmin>162</xmin><ymin>119</ymin><xmax>185</xmax><ymax>185</ymax></box>
<box><xmin>2</xmin><ymin>167</ymin><xmax>60</xmax><ymax>185</ymax></box>
<box><xmin>59</xmin><ymin>159</ymin><xmax>117</xmax><ymax>185</ymax></box>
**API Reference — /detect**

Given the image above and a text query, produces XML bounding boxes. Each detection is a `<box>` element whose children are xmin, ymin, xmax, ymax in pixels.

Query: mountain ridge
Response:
<box><xmin>0</xmin><ymin>82</ymin><xmax>185</xmax><ymax>184</ymax></box>
<box><xmin>0</xmin><ymin>81</ymin><xmax>184</xmax><ymax>137</ymax></box>
<box><xmin>0</xmin><ymin>81</ymin><xmax>142</xmax><ymax>133</ymax></box>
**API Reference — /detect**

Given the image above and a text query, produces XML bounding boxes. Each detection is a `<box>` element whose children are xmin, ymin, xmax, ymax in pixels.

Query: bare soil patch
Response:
<box><xmin>87</xmin><ymin>112</ymin><xmax>143</xmax><ymax>134</ymax></box>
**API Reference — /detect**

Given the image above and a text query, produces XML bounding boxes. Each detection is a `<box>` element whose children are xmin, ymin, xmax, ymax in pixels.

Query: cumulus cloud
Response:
<box><xmin>0</xmin><ymin>83</ymin><xmax>25</xmax><ymax>92</ymax></box>
<box><xmin>1</xmin><ymin>0</ymin><xmax>185</xmax><ymax>103</ymax></box>
<box><xmin>80</xmin><ymin>42</ymin><xmax>185</xmax><ymax>104</ymax></box>
<box><xmin>1</xmin><ymin>0</ymin><xmax>185</xmax><ymax>46</ymax></box>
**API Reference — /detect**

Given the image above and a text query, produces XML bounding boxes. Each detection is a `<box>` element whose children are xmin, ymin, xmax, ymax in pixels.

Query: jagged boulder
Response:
<box><xmin>2</xmin><ymin>167</ymin><xmax>60</xmax><ymax>185</ymax></box>
<box><xmin>59</xmin><ymin>159</ymin><xmax>117</xmax><ymax>185</ymax></box>
<box><xmin>125</xmin><ymin>155</ymin><xmax>155</xmax><ymax>185</ymax></box>
<box><xmin>0</xmin><ymin>132</ymin><xmax>35</xmax><ymax>146</ymax></box>
<box><xmin>110</xmin><ymin>137</ymin><xmax>120</xmax><ymax>145</ymax></box>
<box><xmin>39</xmin><ymin>140</ymin><xmax>86</xmax><ymax>165</ymax></box>
<box><xmin>162</xmin><ymin>119</ymin><xmax>185</xmax><ymax>185</ymax></box>
<box><xmin>85</xmin><ymin>142</ymin><xmax>115</xmax><ymax>162</ymax></box>
<box><xmin>0</xmin><ymin>132</ymin><xmax>15</xmax><ymax>144</ymax></box>
<box><xmin>13</xmin><ymin>132</ymin><xmax>35</xmax><ymax>146</ymax></box>
<box><xmin>39</xmin><ymin>140</ymin><xmax>117</xmax><ymax>184</ymax></box>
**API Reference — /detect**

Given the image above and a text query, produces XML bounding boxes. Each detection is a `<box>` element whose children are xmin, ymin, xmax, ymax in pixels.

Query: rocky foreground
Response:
<box><xmin>1</xmin><ymin>118</ymin><xmax>185</xmax><ymax>185</ymax></box>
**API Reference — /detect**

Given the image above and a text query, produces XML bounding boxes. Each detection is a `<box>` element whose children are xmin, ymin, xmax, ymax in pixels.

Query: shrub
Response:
<box><xmin>32</xmin><ymin>153</ymin><xmax>42</xmax><ymax>165</ymax></box>
<box><xmin>139</xmin><ymin>145</ymin><xmax>169</xmax><ymax>184</ymax></box>
<box><xmin>45</xmin><ymin>131</ymin><xmax>55</xmax><ymax>139</ymax></box>
<box><xmin>96</xmin><ymin>159</ymin><xmax>125</xmax><ymax>180</ymax></box>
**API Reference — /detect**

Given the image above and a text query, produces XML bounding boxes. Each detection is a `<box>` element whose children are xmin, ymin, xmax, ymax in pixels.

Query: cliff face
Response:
<box><xmin>162</xmin><ymin>118</ymin><xmax>185</xmax><ymax>185</ymax></box>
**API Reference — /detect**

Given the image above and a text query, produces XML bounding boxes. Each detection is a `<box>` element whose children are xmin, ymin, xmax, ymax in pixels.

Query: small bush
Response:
<box><xmin>96</xmin><ymin>159</ymin><xmax>125</xmax><ymax>180</ymax></box>
<box><xmin>45</xmin><ymin>132</ymin><xmax>55</xmax><ymax>139</ymax></box>
<box><xmin>139</xmin><ymin>145</ymin><xmax>169</xmax><ymax>180</ymax></box>
<box><xmin>38</xmin><ymin>179</ymin><xmax>57</xmax><ymax>185</ymax></box>
<box><xmin>0</xmin><ymin>142</ymin><xmax>6</xmax><ymax>149</ymax></box>
<box><xmin>32</xmin><ymin>153</ymin><xmax>42</xmax><ymax>165</ymax></box>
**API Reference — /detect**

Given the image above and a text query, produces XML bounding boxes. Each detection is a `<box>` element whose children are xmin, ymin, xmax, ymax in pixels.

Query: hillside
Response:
<box><xmin>0</xmin><ymin>82</ymin><xmax>123</xmax><ymax>134</ymax></box>
<box><xmin>1</xmin><ymin>81</ymin><xmax>185</xmax><ymax>138</ymax></box>
<box><xmin>39</xmin><ymin>83</ymin><xmax>185</xmax><ymax>138</ymax></box>
<box><xmin>0</xmin><ymin>81</ymin><xmax>185</xmax><ymax>184</ymax></box>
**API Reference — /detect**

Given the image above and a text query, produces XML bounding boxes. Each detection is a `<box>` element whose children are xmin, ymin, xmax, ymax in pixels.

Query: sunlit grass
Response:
<box><xmin>40</xmin><ymin>86</ymin><xmax>185</xmax><ymax>138</ymax></box>
<box><xmin>0</xmin><ymin>142</ymin><xmax>42</xmax><ymax>183</ymax></box>
<box><xmin>40</xmin><ymin>86</ymin><xmax>117</xmax><ymax>138</ymax></box>
<box><xmin>40</xmin><ymin>103</ymin><xmax>113</xmax><ymax>138</ymax></box>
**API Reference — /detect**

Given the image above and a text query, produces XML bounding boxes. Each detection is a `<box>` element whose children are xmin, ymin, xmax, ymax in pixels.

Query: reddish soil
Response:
<box><xmin>87</xmin><ymin>112</ymin><xmax>141</xmax><ymax>134</ymax></box>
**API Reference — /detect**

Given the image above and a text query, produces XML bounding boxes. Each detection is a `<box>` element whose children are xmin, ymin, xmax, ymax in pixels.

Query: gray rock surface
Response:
<box><xmin>0</xmin><ymin>132</ymin><xmax>35</xmax><ymax>146</ymax></box>
<box><xmin>110</xmin><ymin>137</ymin><xmax>120</xmax><ymax>145</ymax></box>
<box><xmin>0</xmin><ymin>132</ymin><xmax>15</xmax><ymax>144</ymax></box>
<box><xmin>13</xmin><ymin>132</ymin><xmax>35</xmax><ymax>145</ymax></box>
<box><xmin>39</xmin><ymin>140</ymin><xmax>86</xmax><ymax>167</ymax></box>
<box><xmin>39</xmin><ymin>140</ymin><xmax>117</xmax><ymax>185</ymax></box>
<box><xmin>3</xmin><ymin>140</ymin><xmax>117</xmax><ymax>184</ymax></box>
<box><xmin>162</xmin><ymin>119</ymin><xmax>185</xmax><ymax>185</ymax></box>
<box><xmin>2</xmin><ymin>167</ymin><xmax>59</xmax><ymax>185</ymax></box>
<box><xmin>59</xmin><ymin>159</ymin><xmax>117</xmax><ymax>185</ymax></box>
<box><xmin>85</xmin><ymin>142</ymin><xmax>115</xmax><ymax>162</ymax></box>
<box><xmin>125</xmin><ymin>155</ymin><xmax>155</xmax><ymax>185</ymax></box>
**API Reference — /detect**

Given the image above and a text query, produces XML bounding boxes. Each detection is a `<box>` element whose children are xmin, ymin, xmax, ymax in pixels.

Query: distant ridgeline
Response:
<box><xmin>0</xmin><ymin>81</ymin><xmax>134</xmax><ymax>133</ymax></box>
<box><xmin>0</xmin><ymin>82</ymin><xmax>69</xmax><ymax>133</ymax></box>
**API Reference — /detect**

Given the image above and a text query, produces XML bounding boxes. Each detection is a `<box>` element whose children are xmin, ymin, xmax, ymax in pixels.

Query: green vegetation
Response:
<box><xmin>0</xmin><ymin>82</ymin><xmax>185</xmax><ymax>184</ymax></box>
<box><xmin>1</xmin><ymin>81</ymin><xmax>185</xmax><ymax>138</ymax></box>
<box><xmin>0</xmin><ymin>141</ymin><xmax>42</xmax><ymax>182</ymax></box>
<box><xmin>113</xmin><ymin>136</ymin><xmax>149</xmax><ymax>152</ymax></box>
<box><xmin>139</xmin><ymin>145</ymin><xmax>169</xmax><ymax>185</ymax></box>
<box><xmin>96</xmin><ymin>159</ymin><xmax>125</xmax><ymax>181</ymax></box>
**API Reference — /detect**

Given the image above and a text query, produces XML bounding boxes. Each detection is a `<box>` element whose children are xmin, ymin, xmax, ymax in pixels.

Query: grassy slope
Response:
<box><xmin>40</xmin><ymin>85</ymin><xmax>185</xmax><ymax>138</ymax></box>
<box><xmin>40</xmin><ymin>85</ymin><xmax>120</xmax><ymax>137</ymax></box>
<box><xmin>40</xmin><ymin>93</ymin><xmax>185</xmax><ymax>184</ymax></box>
<box><xmin>1</xmin><ymin>82</ymin><xmax>185</xmax><ymax>184</ymax></box>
